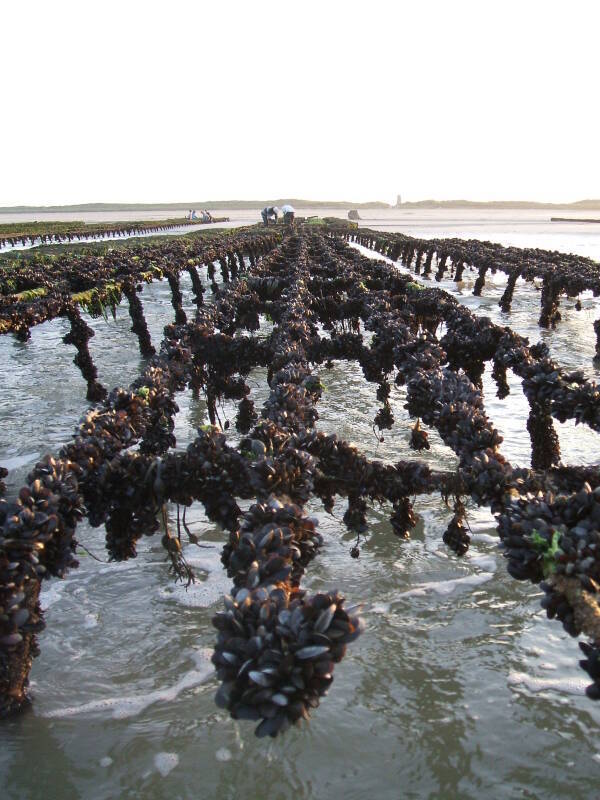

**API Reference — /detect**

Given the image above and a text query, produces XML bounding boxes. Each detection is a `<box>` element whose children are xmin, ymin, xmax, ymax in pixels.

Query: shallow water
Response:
<box><xmin>1</xmin><ymin>221</ymin><xmax>600</xmax><ymax>799</ymax></box>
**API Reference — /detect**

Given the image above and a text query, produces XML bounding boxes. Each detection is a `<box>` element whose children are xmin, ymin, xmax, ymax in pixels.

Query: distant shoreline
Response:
<box><xmin>550</xmin><ymin>216</ymin><xmax>600</xmax><ymax>224</ymax></box>
<box><xmin>0</xmin><ymin>199</ymin><xmax>389</xmax><ymax>213</ymax></box>
<box><xmin>3</xmin><ymin>198</ymin><xmax>600</xmax><ymax>213</ymax></box>
<box><xmin>399</xmin><ymin>199</ymin><xmax>600</xmax><ymax>210</ymax></box>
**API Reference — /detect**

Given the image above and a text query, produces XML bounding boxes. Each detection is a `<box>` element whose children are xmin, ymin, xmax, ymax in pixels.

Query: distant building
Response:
<box><xmin>395</xmin><ymin>194</ymin><xmax>402</xmax><ymax>208</ymax></box>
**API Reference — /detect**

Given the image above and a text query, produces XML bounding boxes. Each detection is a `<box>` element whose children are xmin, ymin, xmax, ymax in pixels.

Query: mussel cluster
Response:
<box><xmin>214</xmin><ymin>497</ymin><xmax>363</xmax><ymax>737</ymax></box>
<box><xmin>390</xmin><ymin>497</ymin><xmax>417</xmax><ymax>539</ymax></box>
<box><xmin>214</xmin><ymin>585</ymin><xmax>362</xmax><ymax>737</ymax></box>
<box><xmin>498</xmin><ymin>483</ymin><xmax>600</xmax><ymax>587</ymax></box>
<box><xmin>443</xmin><ymin>498</ymin><xmax>470</xmax><ymax>556</ymax></box>
<box><xmin>410</xmin><ymin>419</ymin><xmax>430</xmax><ymax>451</ymax></box>
<box><xmin>1</xmin><ymin>222</ymin><xmax>600</xmax><ymax>733</ymax></box>
<box><xmin>0</xmin><ymin>452</ymin><xmax>83</xmax><ymax>715</ymax></box>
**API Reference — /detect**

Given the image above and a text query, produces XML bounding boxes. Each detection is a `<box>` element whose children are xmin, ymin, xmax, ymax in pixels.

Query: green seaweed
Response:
<box><xmin>72</xmin><ymin>282</ymin><xmax>122</xmax><ymax>320</ymax></box>
<box><xmin>14</xmin><ymin>287</ymin><xmax>47</xmax><ymax>302</ymax></box>
<box><xmin>529</xmin><ymin>529</ymin><xmax>563</xmax><ymax>577</ymax></box>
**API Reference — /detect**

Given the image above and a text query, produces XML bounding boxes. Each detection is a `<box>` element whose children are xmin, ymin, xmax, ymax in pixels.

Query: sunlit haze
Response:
<box><xmin>2</xmin><ymin>0</ymin><xmax>599</xmax><ymax>206</ymax></box>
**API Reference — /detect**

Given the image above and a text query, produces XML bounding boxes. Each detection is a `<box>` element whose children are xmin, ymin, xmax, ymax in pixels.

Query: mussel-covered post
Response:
<box><xmin>186</xmin><ymin>265</ymin><xmax>205</xmax><ymax>313</ymax></box>
<box><xmin>526</xmin><ymin>401</ymin><xmax>561</xmax><ymax>471</ymax></box>
<box><xmin>123</xmin><ymin>281</ymin><xmax>155</xmax><ymax>357</ymax></box>
<box><xmin>0</xmin><ymin>577</ymin><xmax>41</xmax><ymax>718</ymax></box>
<box><xmin>422</xmin><ymin>248</ymin><xmax>434</xmax><ymax>278</ymax></box>
<box><xmin>499</xmin><ymin>268</ymin><xmax>521</xmax><ymax>313</ymax></box>
<box><xmin>472</xmin><ymin>263</ymin><xmax>488</xmax><ymax>295</ymax></box>
<box><xmin>0</xmin><ymin>452</ymin><xmax>84</xmax><ymax>718</ymax></box>
<box><xmin>63</xmin><ymin>304</ymin><xmax>107</xmax><ymax>401</ymax></box>
<box><xmin>539</xmin><ymin>276</ymin><xmax>561</xmax><ymax>328</ymax></box>
<box><xmin>435</xmin><ymin>252</ymin><xmax>448</xmax><ymax>281</ymax></box>
<box><xmin>453</xmin><ymin>259</ymin><xmax>466</xmax><ymax>283</ymax></box>
<box><xmin>166</xmin><ymin>272</ymin><xmax>187</xmax><ymax>325</ymax></box>
<box><xmin>413</xmin><ymin>248</ymin><xmax>423</xmax><ymax>275</ymax></box>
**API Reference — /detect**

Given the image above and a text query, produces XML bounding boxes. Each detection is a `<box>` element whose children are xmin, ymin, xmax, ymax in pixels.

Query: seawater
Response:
<box><xmin>0</xmin><ymin>214</ymin><xmax>600</xmax><ymax>799</ymax></box>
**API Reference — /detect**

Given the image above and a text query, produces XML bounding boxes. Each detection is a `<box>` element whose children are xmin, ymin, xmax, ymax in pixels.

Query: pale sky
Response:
<box><xmin>2</xmin><ymin>0</ymin><xmax>599</xmax><ymax>206</ymax></box>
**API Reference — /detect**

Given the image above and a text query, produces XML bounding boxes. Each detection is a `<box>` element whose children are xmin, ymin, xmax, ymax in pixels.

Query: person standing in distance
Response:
<box><xmin>281</xmin><ymin>204</ymin><xmax>295</xmax><ymax>226</ymax></box>
<box><xmin>261</xmin><ymin>206</ymin><xmax>280</xmax><ymax>226</ymax></box>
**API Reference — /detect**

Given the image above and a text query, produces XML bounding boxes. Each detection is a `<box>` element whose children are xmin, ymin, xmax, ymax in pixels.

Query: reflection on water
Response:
<box><xmin>1</xmin><ymin>220</ymin><xmax>600</xmax><ymax>799</ymax></box>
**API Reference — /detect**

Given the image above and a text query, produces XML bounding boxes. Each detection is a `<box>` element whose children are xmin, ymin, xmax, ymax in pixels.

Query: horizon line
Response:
<box><xmin>3</xmin><ymin>197</ymin><xmax>600</xmax><ymax>211</ymax></box>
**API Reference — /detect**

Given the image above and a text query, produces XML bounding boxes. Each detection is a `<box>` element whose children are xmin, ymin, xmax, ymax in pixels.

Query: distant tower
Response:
<box><xmin>395</xmin><ymin>194</ymin><xmax>402</xmax><ymax>208</ymax></box>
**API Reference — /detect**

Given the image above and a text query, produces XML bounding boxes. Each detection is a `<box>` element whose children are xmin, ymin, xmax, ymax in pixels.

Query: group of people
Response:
<box><xmin>188</xmin><ymin>209</ymin><xmax>213</xmax><ymax>223</ymax></box>
<box><xmin>261</xmin><ymin>204</ymin><xmax>295</xmax><ymax>226</ymax></box>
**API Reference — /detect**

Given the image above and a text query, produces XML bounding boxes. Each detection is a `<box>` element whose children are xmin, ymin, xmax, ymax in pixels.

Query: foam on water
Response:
<box><xmin>508</xmin><ymin>671</ymin><xmax>588</xmax><ymax>696</ymax></box>
<box><xmin>470</xmin><ymin>533</ymin><xmax>498</xmax><ymax>544</ymax></box>
<box><xmin>39</xmin><ymin>582</ymin><xmax>66</xmax><ymax>611</ymax></box>
<box><xmin>42</xmin><ymin>648</ymin><xmax>214</xmax><ymax>719</ymax></box>
<box><xmin>157</xmin><ymin>546</ymin><xmax>230</xmax><ymax>608</ymax></box>
<box><xmin>154</xmin><ymin>752</ymin><xmax>179</xmax><ymax>777</ymax></box>
<box><xmin>467</xmin><ymin>554</ymin><xmax>497</xmax><ymax>572</ymax></box>
<box><xmin>396</xmin><ymin>572</ymin><xmax>494</xmax><ymax>598</ymax></box>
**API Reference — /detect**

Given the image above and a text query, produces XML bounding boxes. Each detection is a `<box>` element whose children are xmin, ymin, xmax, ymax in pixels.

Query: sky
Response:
<box><xmin>1</xmin><ymin>0</ymin><xmax>599</xmax><ymax>206</ymax></box>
